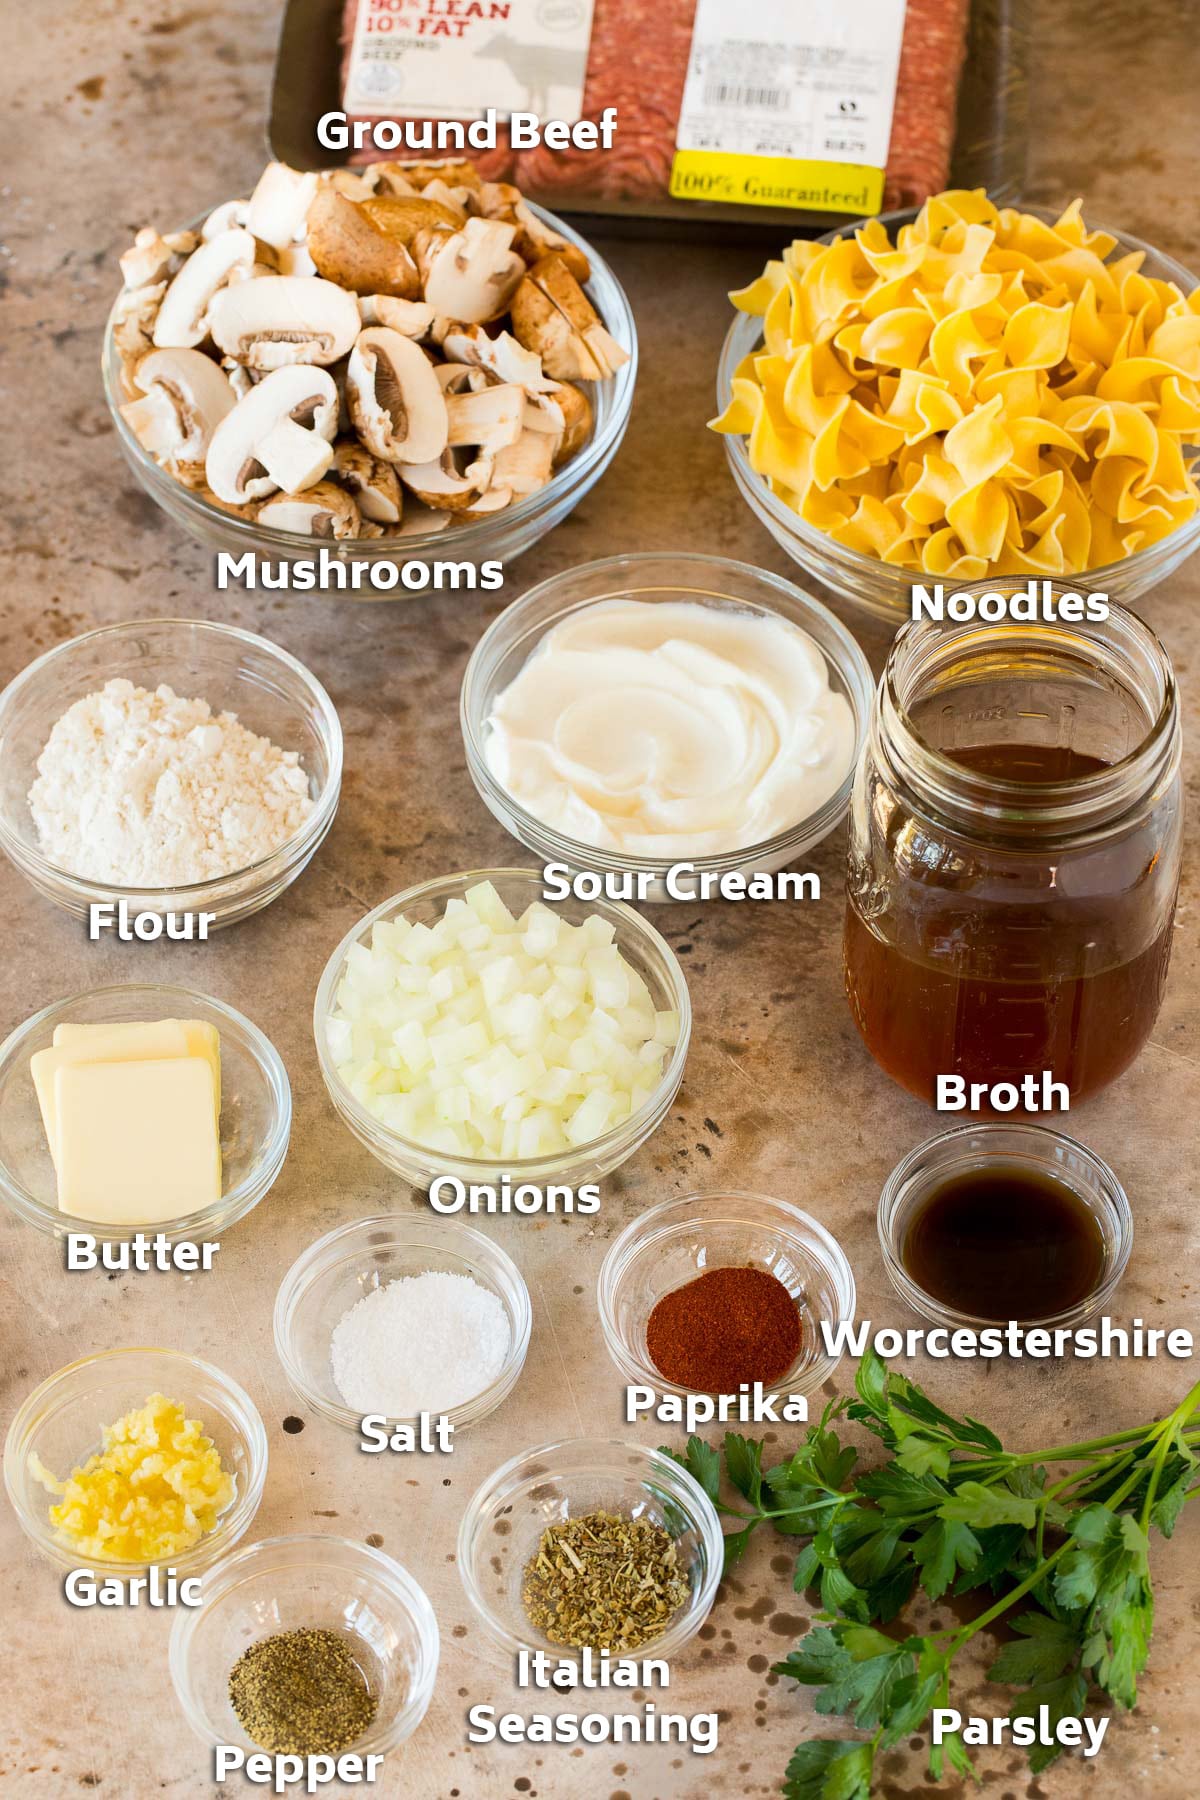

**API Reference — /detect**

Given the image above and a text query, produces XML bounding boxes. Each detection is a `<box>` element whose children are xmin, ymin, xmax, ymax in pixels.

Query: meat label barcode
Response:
<box><xmin>702</xmin><ymin>81</ymin><xmax>790</xmax><ymax>111</ymax></box>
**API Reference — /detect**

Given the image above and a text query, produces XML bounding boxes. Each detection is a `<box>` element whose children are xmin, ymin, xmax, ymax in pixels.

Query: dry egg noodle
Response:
<box><xmin>712</xmin><ymin>191</ymin><xmax>1200</xmax><ymax>578</ymax></box>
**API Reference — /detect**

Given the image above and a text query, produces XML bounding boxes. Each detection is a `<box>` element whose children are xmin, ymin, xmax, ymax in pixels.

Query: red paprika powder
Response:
<box><xmin>645</xmin><ymin>1265</ymin><xmax>802</xmax><ymax>1393</ymax></box>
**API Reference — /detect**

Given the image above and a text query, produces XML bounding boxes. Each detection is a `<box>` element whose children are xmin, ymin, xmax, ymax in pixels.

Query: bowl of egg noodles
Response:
<box><xmin>714</xmin><ymin>195</ymin><xmax>1200</xmax><ymax>626</ymax></box>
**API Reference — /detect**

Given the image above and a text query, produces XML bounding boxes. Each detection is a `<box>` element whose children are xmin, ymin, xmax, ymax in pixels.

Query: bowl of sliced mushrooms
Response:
<box><xmin>102</xmin><ymin>158</ymin><xmax>637</xmax><ymax>574</ymax></box>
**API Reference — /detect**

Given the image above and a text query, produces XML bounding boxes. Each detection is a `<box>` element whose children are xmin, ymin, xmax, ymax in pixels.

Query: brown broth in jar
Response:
<box><xmin>845</xmin><ymin>739</ymin><xmax>1176</xmax><ymax>1107</ymax></box>
<box><xmin>843</xmin><ymin>611</ymin><xmax>1182</xmax><ymax>1110</ymax></box>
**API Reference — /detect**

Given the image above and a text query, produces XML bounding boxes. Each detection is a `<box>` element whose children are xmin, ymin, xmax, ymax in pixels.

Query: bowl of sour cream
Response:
<box><xmin>460</xmin><ymin>553</ymin><xmax>874</xmax><ymax>902</ymax></box>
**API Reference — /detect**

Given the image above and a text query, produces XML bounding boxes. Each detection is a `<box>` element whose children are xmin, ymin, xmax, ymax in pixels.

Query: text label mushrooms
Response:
<box><xmin>205</xmin><ymin>364</ymin><xmax>338</xmax><ymax>504</ymax></box>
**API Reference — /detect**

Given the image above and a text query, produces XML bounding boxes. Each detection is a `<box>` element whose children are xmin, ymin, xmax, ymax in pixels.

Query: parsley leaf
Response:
<box><xmin>987</xmin><ymin>1610</ymin><xmax>1079</xmax><ymax>1686</ymax></box>
<box><xmin>912</xmin><ymin>1517</ymin><xmax>981</xmax><ymax>1601</ymax></box>
<box><xmin>783</xmin><ymin>1739</ymin><xmax>875</xmax><ymax>1800</ymax></box>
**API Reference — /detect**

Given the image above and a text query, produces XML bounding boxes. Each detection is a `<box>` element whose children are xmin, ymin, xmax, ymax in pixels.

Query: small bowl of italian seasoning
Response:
<box><xmin>597</xmin><ymin>1191</ymin><xmax>856</xmax><ymax>1402</ymax></box>
<box><xmin>169</xmin><ymin>1534</ymin><xmax>439</xmax><ymax>1758</ymax></box>
<box><xmin>457</xmin><ymin>1438</ymin><xmax>723</xmax><ymax>1661</ymax></box>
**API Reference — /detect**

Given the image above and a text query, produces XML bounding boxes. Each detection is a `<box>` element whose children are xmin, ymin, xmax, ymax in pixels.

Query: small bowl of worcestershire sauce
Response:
<box><xmin>844</xmin><ymin>599</ymin><xmax>1182</xmax><ymax>1108</ymax></box>
<box><xmin>878</xmin><ymin>1122</ymin><xmax>1133</xmax><ymax>1328</ymax></box>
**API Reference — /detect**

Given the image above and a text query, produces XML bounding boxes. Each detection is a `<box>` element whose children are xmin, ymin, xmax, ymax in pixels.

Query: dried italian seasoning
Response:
<box><xmin>521</xmin><ymin>1510</ymin><xmax>690</xmax><ymax>1653</ymax></box>
<box><xmin>228</xmin><ymin>1627</ymin><xmax>377</xmax><ymax>1755</ymax></box>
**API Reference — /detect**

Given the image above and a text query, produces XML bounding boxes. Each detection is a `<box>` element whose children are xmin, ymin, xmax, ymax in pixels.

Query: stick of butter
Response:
<box><xmin>32</xmin><ymin>1021</ymin><xmax>193</xmax><ymax>1166</ymax></box>
<box><xmin>52</xmin><ymin>1018</ymin><xmax>222</xmax><ymax>1124</ymax></box>
<box><xmin>54</xmin><ymin>1057</ymin><xmax>221</xmax><ymax>1225</ymax></box>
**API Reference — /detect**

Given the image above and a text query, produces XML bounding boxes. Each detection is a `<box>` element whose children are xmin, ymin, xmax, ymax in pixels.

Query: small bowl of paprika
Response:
<box><xmin>597</xmin><ymin>1190</ymin><xmax>856</xmax><ymax>1403</ymax></box>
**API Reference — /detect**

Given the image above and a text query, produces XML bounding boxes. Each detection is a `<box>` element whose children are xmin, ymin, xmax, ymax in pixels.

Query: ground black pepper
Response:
<box><xmin>227</xmin><ymin>1627</ymin><xmax>376</xmax><ymax>1755</ymax></box>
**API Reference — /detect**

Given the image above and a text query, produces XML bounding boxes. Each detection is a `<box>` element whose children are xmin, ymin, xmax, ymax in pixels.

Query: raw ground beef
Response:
<box><xmin>341</xmin><ymin>0</ymin><xmax>970</xmax><ymax>213</ymax></box>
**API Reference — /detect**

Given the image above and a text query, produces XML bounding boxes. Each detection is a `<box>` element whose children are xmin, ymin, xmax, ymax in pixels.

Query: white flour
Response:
<box><xmin>29</xmin><ymin>677</ymin><xmax>314</xmax><ymax>886</ymax></box>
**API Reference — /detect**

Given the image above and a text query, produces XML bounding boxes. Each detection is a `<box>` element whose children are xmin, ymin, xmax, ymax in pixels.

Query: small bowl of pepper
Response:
<box><xmin>597</xmin><ymin>1190</ymin><xmax>856</xmax><ymax>1402</ymax></box>
<box><xmin>170</xmin><ymin>1534</ymin><xmax>439</xmax><ymax>1759</ymax></box>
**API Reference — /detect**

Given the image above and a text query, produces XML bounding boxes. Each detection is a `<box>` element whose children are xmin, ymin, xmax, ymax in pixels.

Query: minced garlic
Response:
<box><xmin>31</xmin><ymin>1391</ymin><xmax>234</xmax><ymax>1562</ymax></box>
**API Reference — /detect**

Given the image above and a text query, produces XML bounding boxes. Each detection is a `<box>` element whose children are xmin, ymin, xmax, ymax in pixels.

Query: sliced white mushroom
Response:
<box><xmin>330</xmin><ymin>440</ymin><xmax>403</xmax><ymax>524</ymax></box>
<box><xmin>153</xmin><ymin>229</ymin><xmax>257</xmax><ymax>349</ymax></box>
<box><xmin>510</xmin><ymin>255</ymin><xmax>630</xmax><ymax>381</ymax></box>
<box><xmin>220</xmin><ymin>356</ymin><xmax>257</xmax><ymax>400</ymax></box>
<box><xmin>112</xmin><ymin>281</ymin><xmax>167</xmax><ymax>391</ymax></box>
<box><xmin>440</xmin><ymin>322</ymin><xmax>557</xmax><ymax>392</ymax></box>
<box><xmin>398</xmin><ymin>449</ymin><xmax>483</xmax><ymax>511</ymax></box>
<box><xmin>208</xmin><ymin>276</ymin><xmax>360</xmax><ymax>370</ymax></box>
<box><xmin>391</xmin><ymin>505</ymin><xmax>452</xmax><ymax>536</ymax></box>
<box><xmin>445</xmin><ymin>383</ymin><xmax>524</xmax><ymax>456</ymax></box>
<box><xmin>247</xmin><ymin>162</ymin><xmax>319</xmax><ymax>251</ymax></box>
<box><xmin>323</xmin><ymin>166</ymin><xmax>381</xmax><ymax>200</ymax></box>
<box><xmin>550</xmin><ymin>380</ymin><xmax>593</xmax><ymax>464</ymax></box>
<box><xmin>256</xmin><ymin>480</ymin><xmax>361</xmax><ymax>539</ymax></box>
<box><xmin>511</xmin><ymin>200</ymin><xmax>590</xmax><ymax>282</ymax></box>
<box><xmin>491</xmin><ymin>429</ymin><xmax>557</xmax><ymax>495</ymax></box>
<box><xmin>205</xmin><ymin>364</ymin><xmax>338</xmax><ymax>504</ymax></box>
<box><xmin>120</xmin><ymin>348</ymin><xmax>237</xmax><ymax>473</ymax></box>
<box><xmin>276</xmin><ymin>242</ymin><xmax>318</xmax><ymax>280</ymax></box>
<box><xmin>414</xmin><ymin>217</ymin><xmax>526</xmax><ymax>325</ymax></box>
<box><xmin>346</xmin><ymin>327</ymin><xmax>449</xmax><ymax>465</ymax></box>
<box><xmin>358</xmin><ymin>294</ymin><xmax>436</xmax><ymax>338</ymax></box>
<box><xmin>388</xmin><ymin>159</ymin><xmax>483</xmax><ymax>195</ymax></box>
<box><xmin>306</xmin><ymin>186</ymin><xmax>420</xmax><ymax>298</ymax></box>
<box><xmin>201</xmin><ymin>199</ymin><xmax>250</xmax><ymax>240</ymax></box>
<box><xmin>367</xmin><ymin>163</ymin><xmax>419</xmax><ymax>198</ymax></box>
<box><xmin>459</xmin><ymin>484</ymin><xmax>515</xmax><ymax>520</ymax></box>
<box><xmin>119</xmin><ymin>227</ymin><xmax>198</xmax><ymax>290</ymax></box>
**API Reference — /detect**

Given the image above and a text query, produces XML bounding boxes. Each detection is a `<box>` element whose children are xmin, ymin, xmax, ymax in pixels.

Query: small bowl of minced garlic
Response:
<box><xmin>0</xmin><ymin>616</ymin><xmax>342</xmax><ymax>929</ymax></box>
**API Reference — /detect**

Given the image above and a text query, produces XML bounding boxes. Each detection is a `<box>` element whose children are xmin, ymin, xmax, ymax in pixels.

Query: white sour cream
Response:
<box><xmin>483</xmin><ymin>599</ymin><xmax>856</xmax><ymax>857</ymax></box>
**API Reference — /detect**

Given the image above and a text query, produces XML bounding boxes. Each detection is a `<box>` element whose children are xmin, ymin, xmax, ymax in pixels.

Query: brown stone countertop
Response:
<box><xmin>1</xmin><ymin>2</ymin><xmax>1198</xmax><ymax>1797</ymax></box>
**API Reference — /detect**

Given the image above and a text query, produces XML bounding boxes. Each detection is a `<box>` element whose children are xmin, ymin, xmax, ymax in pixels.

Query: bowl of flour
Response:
<box><xmin>0</xmin><ymin>619</ymin><xmax>342</xmax><ymax>929</ymax></box>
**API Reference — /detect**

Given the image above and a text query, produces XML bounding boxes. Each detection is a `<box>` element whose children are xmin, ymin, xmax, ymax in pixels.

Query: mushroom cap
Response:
<box><xmin>440</xmin><ymin>323</ymin><xmax>557</xmax><ymax>392</ymax></box>
<box><xmin>399</xmin><ymin>450</ymin><xmax>485</xmax><ymax>511</ymax></box>
<box><xmin>358</xmin><ymin>294</ymin><xmax>436</xmax><ymax>338</ymax></box>
<box><xmin>306</xmin><ymin>186</ymin><xmax>421</xmax><ymax>299</ymax></box>
<box><xmin>415</xmin><ymin>218</ymin><xmax>526</xmax><ymax>326</ymax></box>
<box><xmin>360</xmin><ymin>193</ymin><xmax>466</xmax><ymax>243</ymax></box>
<box><xmin>153</xmin><ymin>229</ymin><xmax>257</xmax><ymax>349</ymax></box>
<box><xmin>346</xmin><ymin>326</ymin><xmax>449</xmax><ymax>466</ymax></box>
<box><xmin>331</xmin><ymin>439</ymin><xmax>403</xmax><ymax>524</ymax></box>
<box><xmin>123</xmin><ymin>347</ymin><xmax>238</xmax><ymax>466</ymax></box>
<box><xmin>205</xmin><ymin>363</ymin><xmax>338</xmax><ymax>504</ymax></box>
<box><xmin>256</xmin><ymin>480</ymin><xmax>361</xmax><ymax>539</ymax></box>
<box><xmin>208</xmin><ymin>275</ymin><xmax>361</xmax><ymax>370</ymax></box>
<box><xmin>247</xmin><ymin>162</ymin><xmax>319</xmax><ymax>251</ymax></box>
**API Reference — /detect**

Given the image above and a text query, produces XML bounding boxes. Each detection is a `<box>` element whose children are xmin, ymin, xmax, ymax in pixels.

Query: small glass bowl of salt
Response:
<box><xmin>274</xmin><ymin>1214</ymin><xmax>533</xmax><ymax>1435</ymax></box>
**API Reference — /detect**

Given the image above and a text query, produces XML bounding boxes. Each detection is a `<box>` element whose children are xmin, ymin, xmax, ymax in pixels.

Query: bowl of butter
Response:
<box><xmin>0</xmin><ymin>981</ymin><xmax>291</xmax><ymax>1246</ymax></box>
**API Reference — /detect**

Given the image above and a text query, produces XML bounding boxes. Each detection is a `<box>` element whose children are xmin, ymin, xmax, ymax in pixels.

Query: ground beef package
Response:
<box><xmin>271</xmin><ymin>0</ymin><xmax>1024</xmax><ymax>228</ymax></box>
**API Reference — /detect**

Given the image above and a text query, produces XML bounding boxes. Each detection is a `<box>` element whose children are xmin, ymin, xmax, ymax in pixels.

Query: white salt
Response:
<box><xmin>330</xmin><ymin>1269</ymin><xmax>511</xmax><ymax>1417</ymax></box>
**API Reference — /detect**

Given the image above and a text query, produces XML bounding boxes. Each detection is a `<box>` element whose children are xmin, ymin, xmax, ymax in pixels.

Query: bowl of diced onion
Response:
<box><xmin>313</xmin><ymin>870</ymin><xmax>691</xmax><ymax>1188</ymax></box>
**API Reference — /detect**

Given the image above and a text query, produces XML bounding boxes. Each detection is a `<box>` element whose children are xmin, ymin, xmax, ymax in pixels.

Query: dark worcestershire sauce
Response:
<box><xmin>901</xmin><ymin>1162</ymin><xmax>1107</xmax><ymax>1320</ymax></box>
<box><xmin>844</xmin><ymin>738</ymin><xmax>1176</xmax><ymax>1107</ymax></box>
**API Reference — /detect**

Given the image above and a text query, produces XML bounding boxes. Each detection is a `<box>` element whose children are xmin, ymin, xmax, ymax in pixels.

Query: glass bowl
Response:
<box><xmin>460</xmin><ymin>552</ymin><xmax>874</xmax><ymax>902</ymax></box>
<box><xmin>716</xmin><ymin>207</ymin><xmax>1200</xmax><ymax>628</ymax></box>
<box><xmin>169</xmin><ymin>1534</ymin><xmax>439</xmax><ymax>1755</ymax></box>
<box><xmin>598</xmin><ymin>1190</ymin><xmax>856</xmax><ymax>1400</ymax></box>
<box><xmin>4</xmin><ymin>1346</ymin><xmax>268</xmax><ymax>1576</ymax></box>
<box><xmin>877</xmin><ymin>1122</ymin><xmax>1134</xmax><ymax>1329</ymax></box>
<box><xmin>457</xmin><ymin>1438</ymin><xmax>723</xmax><ymax>1661</ymax></box>
<box><xmin>313</xmin><ymin>868</ymin><xmax>690</xmax><ymax>1188</ymax></box>
<box><xmin>102</xmin><ymin>204</ymin><xmax>636</xmax><ymax>577</ymax></box>
<box><xmin>0</xmin><ymin>981</ymin><xmax>291</xmax><ymax>1245</ymax></box>
<box><xmin>0</xmin><ymin>618</ymin><xmax>342</xmax><ymax>927</ymax></box>
<box><xmin>273</xmin><ymin>1214</ymin><xmax>532</xmax><ymax>1433</ymax></box>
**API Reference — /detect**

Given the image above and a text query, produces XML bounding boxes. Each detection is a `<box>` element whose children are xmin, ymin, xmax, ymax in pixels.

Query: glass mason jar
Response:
<box><xmin>844</xmin><ymin>602</ymin><xmax>1182</xmax><ymax>1107</ymax></box>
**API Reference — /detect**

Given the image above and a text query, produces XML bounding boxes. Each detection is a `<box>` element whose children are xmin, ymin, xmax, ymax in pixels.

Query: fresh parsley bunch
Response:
<box><xmin>664</xmin><ymin>1350</ymin><xmax>1199</xmax><ymax>1797</ymax></box>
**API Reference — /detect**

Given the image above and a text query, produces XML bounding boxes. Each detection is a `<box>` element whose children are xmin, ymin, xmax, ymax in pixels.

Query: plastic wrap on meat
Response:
<box><xmin>340</xmin><ymin>0</ymin><xmax>970</xmax><ymax>213</ymax></box>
